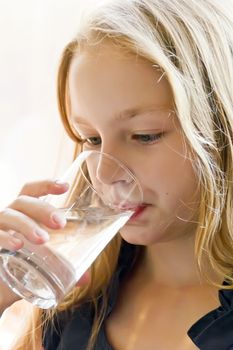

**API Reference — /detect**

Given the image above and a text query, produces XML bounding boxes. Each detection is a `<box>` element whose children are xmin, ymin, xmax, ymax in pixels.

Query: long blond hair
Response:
<box><xmin>15</xmin><ymin>0</ymin><xmax>233</xmax><ymax>349</ymax></box>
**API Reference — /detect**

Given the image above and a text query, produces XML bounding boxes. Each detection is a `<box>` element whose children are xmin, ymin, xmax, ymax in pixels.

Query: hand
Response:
<box><xmin>0</xmin><ymin>180</ymin><xmax>69</xmax><ymax>250</ymax></box>
<box><xmin>0</xmin><ymin>180</ymin><xmax>89</xmax><ymax>311</ymax></box>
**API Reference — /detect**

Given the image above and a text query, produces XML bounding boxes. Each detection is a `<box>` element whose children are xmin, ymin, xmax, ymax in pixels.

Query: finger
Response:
<box><xmin>10</xmin><ymin>195</ymin><xmax>66</xmax><ymax>230</ymax></box>
<box><xmin>19</xmin><ymin>180</ymin><xmax>69</xmax><ymax>198</ymax></box>
<box><xmin>0</xmin><ymin>230</ymin><xmax>23</xmax><ymax>251</ymax></box>
<box><xmin>0</xmin><ymin>208</ymin><xmax>49</xmax><ymax>244</ymax></box>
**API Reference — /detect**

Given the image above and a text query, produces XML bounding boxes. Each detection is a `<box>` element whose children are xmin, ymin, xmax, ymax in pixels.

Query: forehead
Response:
<box><xmin>69</xmin><ymin>41</ymin><xmax>168</xmax><ymax>86</ymax></box>
<box><xmin>68</xmin><ymin>42</ymin><xmax>174</xmax><ymax>124</ymax></box>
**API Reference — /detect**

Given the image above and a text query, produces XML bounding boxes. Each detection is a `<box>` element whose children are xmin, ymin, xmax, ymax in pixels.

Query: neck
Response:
<box><xmin>139</xmin><ymin>235</ymin><xmax>220</xmax><ymax>288</ymax></box>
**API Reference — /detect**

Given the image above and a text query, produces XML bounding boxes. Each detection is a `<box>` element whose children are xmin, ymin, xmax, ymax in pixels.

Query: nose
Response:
<box><xmin>96</xmin><ymin>153</ymin><xmax>132</xmax><ymax>185</ymax></box>
<box><xmin>85</xmin><ymin>151</ymin><xmax>143</xmax><ymax>207</ymax></box>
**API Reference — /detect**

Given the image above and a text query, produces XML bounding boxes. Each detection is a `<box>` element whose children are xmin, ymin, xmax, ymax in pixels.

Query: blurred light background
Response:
<box><xmin>0</xmin><ymin>0</ymin><xmax>93</xmax><ymax>208</ymax></box>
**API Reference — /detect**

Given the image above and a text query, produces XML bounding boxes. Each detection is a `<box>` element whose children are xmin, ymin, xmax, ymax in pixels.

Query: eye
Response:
<box><xmin>132</xmin><ymin>133</ymin><xmax>163</xmax><ymax>145</ymax></box>
<box><xmin>82</xmin><ymin>136</ymin><xmax>102</xmax><ymax>146</ymax></box>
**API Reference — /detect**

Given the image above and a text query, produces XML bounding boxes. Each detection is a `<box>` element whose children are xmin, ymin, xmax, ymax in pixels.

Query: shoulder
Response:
<box><xmin>0</xmin><ymin>300</ymin><xmax>43</xmax><ymax>350</ymax></box>
<box><xmin>188</xmin><ymin>286</ymin><xmax>233</xmax><ymax>350</ymax></box>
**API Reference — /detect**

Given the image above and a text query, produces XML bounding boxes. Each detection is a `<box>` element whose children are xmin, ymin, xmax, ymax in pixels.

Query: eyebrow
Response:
<box><xmin>72</xmin><ymin>105</ymin><xmax>172</xmax><ymax>123</ymax></box>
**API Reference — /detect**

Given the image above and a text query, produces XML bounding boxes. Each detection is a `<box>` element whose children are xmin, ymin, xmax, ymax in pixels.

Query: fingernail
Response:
<box><xmin>11</xmin><ymin>237</ymin><xmax>23</xmax><ymax>246</ymax></box>
<box><xmin>35</xmin><ymin>228</ymin><xmax>50</xmax><ymax>241</ymax></box>
<box><xmin>51</xmin><ymin>212</ymin><xmax>66</xmax><ymax>226</ymax></box>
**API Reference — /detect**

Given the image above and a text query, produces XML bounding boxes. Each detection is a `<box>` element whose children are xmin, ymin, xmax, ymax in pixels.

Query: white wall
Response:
<box><xmin>0</xmin><ymin>0</ymin><xmax>93</xmax><ymax>207</ymax></box>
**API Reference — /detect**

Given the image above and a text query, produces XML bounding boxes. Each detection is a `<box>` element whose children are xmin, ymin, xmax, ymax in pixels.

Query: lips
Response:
<box><xmin>129</xmin><ymin>204</ymin><xmax>148</xmax><ymax>220</ymax></box>
<box><xmin>110</xmin><ymin>202</ymin><xmax>148</xmax><ymax>220</ymax></box>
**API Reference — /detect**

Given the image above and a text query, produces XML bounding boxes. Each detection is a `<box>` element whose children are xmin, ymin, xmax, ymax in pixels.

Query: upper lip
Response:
<box><xmin>114</xmin><ymin>203</ymin><xmax>148</xmax><ymax>211</ymax></box>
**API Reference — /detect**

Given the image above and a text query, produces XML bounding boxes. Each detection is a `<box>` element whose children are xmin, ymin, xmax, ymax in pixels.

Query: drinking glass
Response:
<box><xmin>0</xmin><ymin>151</ymin><xmax>143</xmax><ymax>309</ymax></box>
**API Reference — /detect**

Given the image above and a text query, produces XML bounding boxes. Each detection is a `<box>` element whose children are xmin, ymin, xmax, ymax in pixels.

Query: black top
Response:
<box><xmin>43</xmin><ymin>242</ymin><xmax>233</xmax><ymax>350</ymax></box>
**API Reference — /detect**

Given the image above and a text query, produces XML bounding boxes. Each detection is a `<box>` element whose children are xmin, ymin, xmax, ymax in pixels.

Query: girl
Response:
<box><xmin>0</xmin><ymin>0</ymin><xmax>233</xmax><ymax>349</ymax></box>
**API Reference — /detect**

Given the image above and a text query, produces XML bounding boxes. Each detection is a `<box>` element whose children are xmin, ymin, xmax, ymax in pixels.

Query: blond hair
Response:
<box><xmin>14</xmin><ymin>1</ymin><xmax>233</xmax><ymax>349</ymax></box>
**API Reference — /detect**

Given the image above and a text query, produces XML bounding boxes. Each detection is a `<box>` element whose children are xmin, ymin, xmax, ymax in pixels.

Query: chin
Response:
<box><xmin>119</xmin><ymin>223</ymin><xmax>173</xmax><ymax>245</ymax></box>
<box><xmin>119</xmin><ymin>227</ymin><xmax>156</xmax><ymax>246</ymax></box>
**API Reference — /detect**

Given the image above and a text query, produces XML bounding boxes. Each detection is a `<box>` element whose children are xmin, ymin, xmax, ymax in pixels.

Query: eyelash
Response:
<box><xmin>132</xmin><ymin>133</ymin><xmax>163</xmax><ymax>144</ymax></box>
<box><xmin>81</xmin><ymin>133</ymin><xmax>164</xmax><ymax>147</ymax></box>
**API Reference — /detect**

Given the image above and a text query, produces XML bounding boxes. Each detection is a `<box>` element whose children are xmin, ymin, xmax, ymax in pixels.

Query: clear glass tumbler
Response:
<box><xmin>0</xmin><ymin>151</ymin><xmax>143</xmax><ymax>308</ymax></box>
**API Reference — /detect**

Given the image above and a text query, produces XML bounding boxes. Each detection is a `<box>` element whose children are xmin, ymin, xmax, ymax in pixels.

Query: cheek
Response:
<box><xmin>162</xmin><ymin>162</ymin><xmax>200</xmax><ymax>219</ymax></box>
<box><xmin>139</xmin><ymin>152</ymin><xmax>199</xmax><ymax>208</ymax></box>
